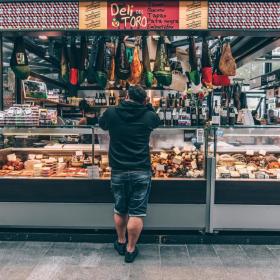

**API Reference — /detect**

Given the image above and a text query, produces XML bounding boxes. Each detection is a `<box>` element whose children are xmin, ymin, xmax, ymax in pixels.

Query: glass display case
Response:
<box><xmin>0</xmin><ymin>125</ymin><xmax>208</xmax><ymax>230</ymax></box>
<box><xmin>0</xmin><ymin>126</ymin><xmax>94</xmax><ymax>179</ymax></box>
<box><xmin>212</xmin><ymin>126</ymin><xmax>280</xmax><ymax>181</ymax></box>
<box><xmin>94</xmin><ymin>126</ymin><xmax>207</xmax><ymax>180</ymax></box>
<box><xmin>208</xmin><ymin>126</ymin><xmax>280</xmax><ymax>232</ymax></box>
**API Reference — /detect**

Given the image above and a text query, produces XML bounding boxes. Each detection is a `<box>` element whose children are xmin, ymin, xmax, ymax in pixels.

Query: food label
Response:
<box><xmin>173</xmin><ymin>156</ymin><xmax>182</xmax><ymax>164</ymax></box>
<box><xmin>196</xmin><ymin>128</ymin><xmax>204</xmax><ymax>144</ymax></box>
<box><xmin>58</xmin><ymin>157</ymin><xmax>64</xmax><ymax>163</ymax></box>
<box><xmin>76</xmin><ymin>151</ymin><xmax>83</xmax><ymax>156</ymax></box>
<box><xmin>212</xmin><ymin>116</ymin><xmax>220</xmax><ymax>125</ymax></box>
<box><xmin>7</xmin><ymin>153</ymin><xmax>16</xmax><ymax>162</ymax></box>
<box><xmin>246</xmin><ymin>150</ymin><xmax>254</xmax><ymax>156</ymax></box>
<box><xmin>156</xmin><ymin>163</ymin><xmax>165</xmax><ymax>171</ymax></box>
<box><xmin>165</xmin><ymin>111</ymin><xmax>172</xmax><ymax>120</ymax></box>
<box><xmin>158</xmin><ymin>111</ymin><xmax>164</xmax><ymax>120</ymax></box>
<box><xmin>259</xmin><ymin>150</ymin><xmax>266</xmax><ymax>156</ymax></box>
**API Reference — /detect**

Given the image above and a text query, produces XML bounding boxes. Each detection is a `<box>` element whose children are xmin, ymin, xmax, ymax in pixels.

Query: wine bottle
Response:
<box><xmin>95</xmin><ymin>92</ymin><xmax>99</xmax><ymax>106</ymax></box>
<box><xmin>228</xmin><ymin>101</ymin><xmax>236</xmax><ymax>125</ymax></box>
<box><xmin>220</xmin><ymin>103</ymin><xmax>228</xmax><ymax>125</ymax></box>
<box><xmin>212</xmin><ymin>100</ymin><xmax>220</xmax><ymax>125</ymax></box>
<box><xmin>191</xmin><ymin>101</ymin><xmax>198</xmax><ymax>126</ymax></box>
<box><xmin>157</xmin><ymin>99</ymin><xmax>165</xmax><ymax>126</ymax></box>
<box><xmin>172</xmin><ymin>99</ymin><xmax>179</xmax><ymax>126</ymax></box>
<box><xmin>165</xmin><ymin>99</ymin><xmax>172</xmax><ymax>126</ymax></box>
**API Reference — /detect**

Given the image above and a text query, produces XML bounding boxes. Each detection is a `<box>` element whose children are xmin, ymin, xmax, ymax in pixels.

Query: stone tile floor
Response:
<box><xmin>0</xmin><ymin>242</ymin><xmax>280</xmax><ymax>279</ymax></box>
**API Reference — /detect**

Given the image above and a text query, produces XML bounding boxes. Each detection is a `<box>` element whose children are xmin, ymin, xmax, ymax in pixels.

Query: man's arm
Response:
<box><xmin>99</xmin><ymin>109</ymin><xmax>109</xmax><ymax>130</ymax></box>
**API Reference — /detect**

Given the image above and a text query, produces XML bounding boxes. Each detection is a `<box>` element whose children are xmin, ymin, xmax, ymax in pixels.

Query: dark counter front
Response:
<box><xmin>0</xmin><ymin>179</ymin><xmax>206</xmax><ymax>204</ymax></box>
<box><xmin>215</xmin><ymin>180</ymin><xmax>280</xmax><ymax>205</ymax></box>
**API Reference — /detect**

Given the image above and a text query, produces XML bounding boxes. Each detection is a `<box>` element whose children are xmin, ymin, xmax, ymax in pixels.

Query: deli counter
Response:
<box><xmin>1</xmin><ymin>125</ymin><xmax>280</xmax><ymax>232</ymax></box>
<box><xmin>208</xmin><ymin>126</ymin><xmax>280</xmax><ymax>232</ymax></box>
<box><xmin>0</xmin><ymin>126</ymin><xmax>207</xmax><ymax>230</ymax></box>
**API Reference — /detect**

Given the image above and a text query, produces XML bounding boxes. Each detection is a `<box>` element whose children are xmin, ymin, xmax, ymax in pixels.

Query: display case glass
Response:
<box><xmin>0</xmin><ymin>126</ymin><xmax>93</xmax><ymax>179</ymax></box>
<box><xmin>94</xmin><ymin>126</ymin><xmax>207</xmax><ymax>180</ymax></box>
<box><xmin>211</xmin><ymin>126</ymin><xmax>280</xmax><ymax>181</ymax></box>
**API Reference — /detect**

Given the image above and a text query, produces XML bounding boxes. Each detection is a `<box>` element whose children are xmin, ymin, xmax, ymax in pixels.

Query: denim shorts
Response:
<box><xmin>111</xmin><ymin>170</ymin><xmax>152</xmax><ymax>217</ymax></box>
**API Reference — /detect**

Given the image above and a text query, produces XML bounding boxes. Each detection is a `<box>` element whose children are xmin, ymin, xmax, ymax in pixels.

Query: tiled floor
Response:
<box><xmin>0</xmin><ymin>242</ymin><xmax>280</xmax><ymax>280</ymax></box>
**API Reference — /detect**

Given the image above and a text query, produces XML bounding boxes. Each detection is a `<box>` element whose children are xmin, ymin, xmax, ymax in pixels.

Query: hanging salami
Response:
<box><xmin>153</xmin><ymin>36</ymin><xmax>172</xmax><ymax>87</ymax></box>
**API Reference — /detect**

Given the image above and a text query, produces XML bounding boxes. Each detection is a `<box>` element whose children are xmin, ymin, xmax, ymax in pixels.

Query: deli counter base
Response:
<box><xmin>0</xmin><ymin>203</ymin><xmax>206</xmax><ymax>230</ymax></box>
<box><xmin>211</xmin><ymin>204</ymin><xmax>280</xmax><ymax>232</ymax></box>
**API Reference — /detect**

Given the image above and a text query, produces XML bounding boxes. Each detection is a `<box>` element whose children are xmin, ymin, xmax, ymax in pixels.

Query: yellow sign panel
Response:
<box><xmin>79</xmin><ymin>1</ymin><xmax>107</xmax><ymax>30</ymax></box>
<box><xmin>179</xmin><ymin>0</ymin><xmax>208</xmax><ymax>30</ymax></box>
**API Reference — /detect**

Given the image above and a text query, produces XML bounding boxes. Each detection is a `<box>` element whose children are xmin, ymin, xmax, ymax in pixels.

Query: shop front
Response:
<box><xmin>0</xmin><ymin>0</ymin><xmax>279</xmax><ymax>233</ymax></box>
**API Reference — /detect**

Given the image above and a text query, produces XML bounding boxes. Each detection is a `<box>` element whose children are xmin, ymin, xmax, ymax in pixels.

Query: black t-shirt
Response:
<box><xmin>99</xmin><ymin>101</ymin><xmax>160</xmax><ymax>171</ymax></box>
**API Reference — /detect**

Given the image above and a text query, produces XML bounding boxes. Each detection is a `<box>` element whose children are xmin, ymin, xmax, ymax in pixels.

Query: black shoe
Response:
<box><xmin>114</xmin><ymin>241</ymin><xmax>126</xmax><ymax>256</ymax></box>
<box><xmin>125</xmin><ymin>247</ymin><xmax>139</xmax><ymax>263</ymax></box>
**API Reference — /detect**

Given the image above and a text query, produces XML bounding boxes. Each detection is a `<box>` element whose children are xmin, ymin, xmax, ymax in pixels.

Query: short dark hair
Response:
<box><xmin>128</xmin><ymin>85</ymin><xmax>147</xmax><ymax>104</ymax></box>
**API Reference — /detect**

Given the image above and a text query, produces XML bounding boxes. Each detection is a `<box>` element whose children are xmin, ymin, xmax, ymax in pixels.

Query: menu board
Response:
<box><xmin>147</xmin><ymin>1</ymin><xmax>179</xmax><ymax>30</ymax></box>
<box><xmin>179</xmin><ymin>0</ymin><xmax>208</xmax><ymax>29</ymax></box>
<box><xmin>79</xmin><ymin>1</ymin><xmax>107</xmax><ymax>30</ymax></box>
<box><xmin>79</xmin><ymin>0</ymin><xmax>208</xmax><ymax>30</ymax></box>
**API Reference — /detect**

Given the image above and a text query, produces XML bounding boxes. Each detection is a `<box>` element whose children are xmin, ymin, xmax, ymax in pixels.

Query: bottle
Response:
<box><xmin>212</xmin><ymin>100</ymin><xmax>220</xmax><ymax>125</ymax></box>
<box><xmin>112</xmin><ymin>92</ymin><xmax>116</xmax><ymax>105</ymax></box>
<box><xmin>220</xmin><ymin>103</ymin><xmax>228</xmax><ymax>125</ymax></box>
<box><xmin>172</xmin><ymin>99</ymin><xmax>179</xmax><ymax>126</ymax></box>
<box><xmin>191</xmin><ymin>101</ymin><xmax>198</xmax><ymax>126</ymax></box>
<box><xmin>102</xmin><ymin>93</ymin><xmax>107</xmax><ymax>106</ymax></box>
<box><xmin>95</xmin><ymin>92</ymin><xmax>99</xmax><ymax>106</ymax></box>
<box><xmin>228</xmin><ymin>101</ymin><xmax>236</xmax><ymax>126</ymax></box>
<box><xmin>198</xmin><ymin>100</ymin><xmax>204</xmax><ymax>126</ymax></box>
<box><xmin>165</xmin><ymin>99</ymin><xmax>172</xmax><ymax>126</ymax></box>
<box><xmin>157</xmin><ymin>99</ymin><xmax>165</xmax><ymax>126</ymax></box>
<box><xmin>178</xmin><ymin>99</ymin><xmax>186</xmax><ymax>126</ymax></box>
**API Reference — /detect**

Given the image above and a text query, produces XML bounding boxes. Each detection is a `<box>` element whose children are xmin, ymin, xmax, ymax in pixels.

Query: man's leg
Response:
<box><xmin>126</xmin><ymin>217</ymin><xmax>143</xmax><ymax>253</ymax></box>
<box><xmin>114</xmin><ymin>213</ymin><xmax>128</xmax><ymax>244</ymax></box>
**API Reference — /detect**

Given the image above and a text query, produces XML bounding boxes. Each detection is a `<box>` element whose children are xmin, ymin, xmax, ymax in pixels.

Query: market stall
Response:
<box><xmin>0</xmin><ymin>0</ymin><xmax>279</xmax><ymax>232</ymax></box>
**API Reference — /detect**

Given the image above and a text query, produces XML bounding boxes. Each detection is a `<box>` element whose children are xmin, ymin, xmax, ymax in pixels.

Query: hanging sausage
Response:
<box><xmin>94</xmin><ymin>37</ymin><xmax>108</xmax><ymax>89</ymax></box>
<box><xmin>10</xmin><ymin>37</ymin><xmax>30</xmax><ymax>80</ymax></box>
<box><xmin>60</xmin><ymin>40</ymin><xmax>69</xmax><ymax>83</ymax></box>
<box><xmin>115</xmin><ymin>36</ymin><xmax>131</xmax><ymax>82</ymax></box>
<box><xmin>78</xmin><ymin>36</ymin><xmax>89</xmax><ymax>84</ymax></box>
<box><xmin>68</xmin><ymin>37</ymin><xmax>79</xmax><ymax>86</ymax></box>
<box><xmin>108</xmin><ymin>39</ymin><xmax>116</xmax><ymax>86</ymax></box>
<box><xmin>142</xmin><ymin>36</ymin><xmax>154</xmax><ymax>88</ymax></box>
<box><xmin>201</xmin><ymin>37</ymin><xmax>212</xmax><ymax>88</ymax></box>
<box><xmin>153</xmin><ymin>36</ymin><xmax>172</xmax><ymax>87</ymax></box>
<box><xmin>87</xmin><ymin>37</ymin><xmax>98</xmax><ymax>84</ymax></box>
<box><xmin>128</xmin><ymin>39</ymin><xmax>143</xmax><ymax>85</ymax></box>
<box><xmin>188</xmin><ymin>36</ymin><xmax>200</xmax><ymax>86</ymax></box>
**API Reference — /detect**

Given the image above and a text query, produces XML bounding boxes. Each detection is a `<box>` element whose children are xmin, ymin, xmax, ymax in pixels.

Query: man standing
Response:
<box><xmin>99</xmin><ymin>86</ymin><xmax>160</xmax><ymax>263</ymax></box>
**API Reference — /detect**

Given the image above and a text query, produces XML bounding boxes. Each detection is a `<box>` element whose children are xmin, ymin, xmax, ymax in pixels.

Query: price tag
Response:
<box><xmin>259</xmin><ymin>150</ymin><xmax>266</xmax><ymax>156</ymax></box>
<box><xmin>173</xmin><ymin>156</ymin><xmax>182</xmax><ymax>165</ymax></box>
<box><xmin>58</xmin><ymin>157</ymin><xmax>64</xmax><ymax>163</ymax></box>
<box><xmin>246</xmin><ymin>150</ymin><xmax>254</xmax><ymax>156</ymax></box>
<box><xmin>76</xmin><ymin>151</ymin><xmax>83</xmax><ymax>156</ymax></box>
<box><xmin>156</xmin><ymin>164</ymin><xmax>165</xmax><ymax>171</ymax></box>
<box><xmin>196</xmin><ymin>129</ymin><xmax>204</xmax><ymax>144</ymax></box>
